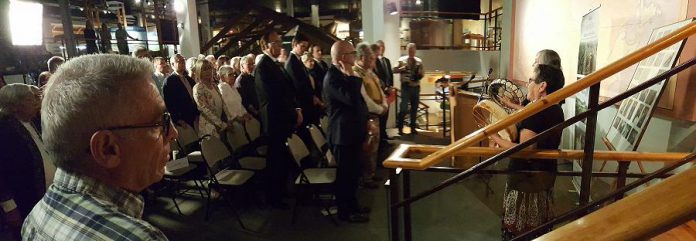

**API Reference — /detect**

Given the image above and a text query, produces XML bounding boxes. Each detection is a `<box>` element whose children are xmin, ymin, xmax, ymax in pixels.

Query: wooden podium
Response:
<box><xmin>448</xmin><ymin>88</ymin><xmax>486</xmax><ymax>168</ymax></box>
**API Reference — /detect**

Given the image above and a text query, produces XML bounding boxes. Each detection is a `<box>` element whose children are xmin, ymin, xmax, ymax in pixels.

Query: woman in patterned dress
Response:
<box><xmin>192</xmin><ymin>59</ymin><xmax>232</xmax><ymax>138</ymax></box>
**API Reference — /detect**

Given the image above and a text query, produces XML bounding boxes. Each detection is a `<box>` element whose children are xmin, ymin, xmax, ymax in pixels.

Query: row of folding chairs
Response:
<box><xmin>164</xmin><ymin>118</ymin><xmax>269</xmax><ymax>230</ymax></box>
<box><xmin>163</xmin><ymin>116</ymin><xmax>336</xmax><ymax>228</ymax></box>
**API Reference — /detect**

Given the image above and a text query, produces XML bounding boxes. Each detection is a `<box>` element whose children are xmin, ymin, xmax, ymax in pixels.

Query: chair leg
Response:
<box><xmin>193</xmin><ymin>180</ymin><xmax>206</xmax><ymax>199</ymax></box>
<box><xmin>204</xmin><ymin>186</ymin><xmax>212</xmax><ymax>221</ymax></box>
<box><xmin>291</xmin><ymin>185</ymin><xmax>302</xmax><ymax>224</ymax></box>
<box><xmin>171</xmin><ymin>180</ymin><xmax>183</xmax><ymax>215</ymax></box>
<box><xmin>222</xmin><ymin>191</ymin><xmax>248</xmax><ymax>231</ymax></box>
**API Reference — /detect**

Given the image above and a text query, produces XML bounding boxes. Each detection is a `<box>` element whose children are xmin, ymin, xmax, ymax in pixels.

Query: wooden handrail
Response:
<box><xmin>384</xmin><ymin>21</ymin><xmax>696</xmax><ymax>170</ymax></box>
<box><xmin>385</xmin><ymin>144</ymin><xmax>690</xmax><ymax>167</ymax></box>
<box><xmin>536</xmin><ymin>165</ymin><xmax>696</xmax><ymax>241</ymax></box>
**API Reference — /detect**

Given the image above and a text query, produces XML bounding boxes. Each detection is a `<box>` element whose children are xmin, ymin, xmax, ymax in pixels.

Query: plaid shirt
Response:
<box><xmin>21</xmin><ymin>168</ymin><xmax>168</xmax><ymax>241</ymax></box>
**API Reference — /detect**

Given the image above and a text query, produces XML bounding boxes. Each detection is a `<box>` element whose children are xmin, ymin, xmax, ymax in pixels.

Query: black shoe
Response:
<box><xmin>398</xmin><ymin>129</ymin><xmax>405</xmax><ymax>136</ymax></box>
<box><xmin>384</xmin><ymin>136</ymin><xmax>395</xmax><ymax>141</ymax></box>
<box><xmin>338</xmin><ymin>213</ymin><xmax>370</xmax><ymax>223</ymax></box>
<box><xmin>410</xmin><ymin>128</ymin><xmax>418</xmax><ymax>134</ymax></box>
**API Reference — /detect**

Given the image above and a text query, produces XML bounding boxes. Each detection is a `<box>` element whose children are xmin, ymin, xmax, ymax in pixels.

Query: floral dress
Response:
<box><xmin>193</xmin><ymin>83</ymin><xmax>230</xmax><ymax>138</ymax></box>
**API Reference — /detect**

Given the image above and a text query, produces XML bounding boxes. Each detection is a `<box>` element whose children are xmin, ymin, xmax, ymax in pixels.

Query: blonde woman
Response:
<box><xmin>192</xmin><ymin>59</ymin><xmax>232</xmax><ymax>138</ymax></box>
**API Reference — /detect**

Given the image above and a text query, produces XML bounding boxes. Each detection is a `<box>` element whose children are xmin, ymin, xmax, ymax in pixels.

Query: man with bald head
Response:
<box><xmin>323</xmin><ymin>41</ymin><xmax>369</xmax><ymax>222</ymax></box>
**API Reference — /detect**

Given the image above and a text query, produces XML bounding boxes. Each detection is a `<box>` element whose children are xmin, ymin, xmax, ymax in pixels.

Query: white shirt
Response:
<box><xmin>218</xmin><ymin>82</ymin><xmax>248</xmax><ymax>120</ymax></box>
<box><xmin>361</xmin><ymin>84</ymin><xmax>385</xmax><ymax>115</ymax></box>
<box><xmin>20</xmin><ymin>121</ymin><xmax>55</xmax><ymax>188</ymax></box>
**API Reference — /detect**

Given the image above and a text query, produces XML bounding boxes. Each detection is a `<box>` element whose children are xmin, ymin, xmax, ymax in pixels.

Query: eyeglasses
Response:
<box><xmin>102</xmin><ymin>112</ymin><xmax>173</xmax><ymax>137</ymax></box>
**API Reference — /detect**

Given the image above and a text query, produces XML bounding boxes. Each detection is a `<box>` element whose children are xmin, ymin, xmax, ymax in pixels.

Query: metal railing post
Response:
<box><xmin>403</xmin><ymin>170</ymin><xmax>412</xmax><ymax>241</ymax></box>
<box><xmin>580</xmin><ymin>83</ymin><xmax>601</xmax><ymax>205</ymax></box>
<box><xmin>387</xmin><ymin>169</ymin><xmax>401</xmax><ymax>241</ymax></box>
<box><xmin>615</xmin><ymin>161</ymin><xmax>630</xmax><ymax>201</ymax></box>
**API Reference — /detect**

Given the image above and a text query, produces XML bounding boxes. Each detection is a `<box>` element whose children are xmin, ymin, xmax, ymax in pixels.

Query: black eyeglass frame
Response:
<box><xmin>102</xmin><ymin>112</ymin><xmax>173</xmax><ymax>137</ymax></box>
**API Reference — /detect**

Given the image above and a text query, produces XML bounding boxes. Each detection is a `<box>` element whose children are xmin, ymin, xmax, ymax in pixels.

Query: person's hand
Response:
<box><xmin>380</xmin><ymin>104</ymin><xmax>389</xmax><ymax>115</ymax></box>
<box><xmin>500</xmin><ymin>97</ymin><xmax>520</xmax><ymax>110</ymax></box>
<box><xmin>4</xmin><ymin>208</ymin><xmax>23</xmax><ymax>230</ymax></box>
<box><xmin>295</xmin><ymin>109</ymin><xmax>304</xmax><ymax>128</ymax></box>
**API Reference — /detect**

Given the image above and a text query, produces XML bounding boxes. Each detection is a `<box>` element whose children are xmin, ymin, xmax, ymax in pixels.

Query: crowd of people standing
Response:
<box><xmin>0</xmin><ymin>19</ymin><xmax>566</xmax><ymax>239</ymax></box>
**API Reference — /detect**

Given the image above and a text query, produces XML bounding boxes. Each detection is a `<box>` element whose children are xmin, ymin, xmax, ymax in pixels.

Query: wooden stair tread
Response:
<box><xmin>652</xmin><ymin>220</ymin><xmax>696</xmax><ymax>241</ymax></box>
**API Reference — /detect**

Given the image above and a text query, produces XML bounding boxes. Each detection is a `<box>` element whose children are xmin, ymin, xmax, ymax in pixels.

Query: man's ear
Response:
<box><xmin>90</xmin><ymin>131</ymin><xmax>121</xmax><ymax>169</ymax></box>
<box><xmin>539</xmin><ymin>81</ymin><xmax>548</xmax><ymax>94</ymax></box>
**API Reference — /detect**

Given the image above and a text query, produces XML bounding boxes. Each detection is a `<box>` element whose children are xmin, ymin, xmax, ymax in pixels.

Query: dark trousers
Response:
<box><xmin>265</xmin><ymin>134</ymin><xmax>291</xmax><ymax>203</ymax></box>
<box><xmin>333</xmin><ymin>143</ymin><xmax>362</xmax><ymax>216</ymax></box>
<box><xmin>397</xmin><ymin>85</ymin><xmax>420</xmax><ymax>130</ymax></box>
<box><xmin>379</xmin><ymin>106</ymin><xmax>389</xmax><ymax>140</ymax></box>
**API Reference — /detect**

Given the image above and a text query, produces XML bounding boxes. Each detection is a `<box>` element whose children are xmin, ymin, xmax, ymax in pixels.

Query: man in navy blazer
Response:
<box><xmin>323</xmin><ymin>40</ymin><xmax>369</xmax><ymax>222</ymax></box>
<box><xmin>255</xmin><ymin>31</ymin><xmax>302</xmax><ymax>208</ymax></box>
<box><xmin>372</xmin><ymin>40</ymin><xmax>394</xmax><ymax>144</ymax></box>
<box><xmin>162</xmin><ymin>54</ymin><xmax>199</xmax><ymax>129</ymax></box>
<box><xmin>286</xmin><ymin>34</ymin><xmax>319</xmax><ymax>127</ymax></box>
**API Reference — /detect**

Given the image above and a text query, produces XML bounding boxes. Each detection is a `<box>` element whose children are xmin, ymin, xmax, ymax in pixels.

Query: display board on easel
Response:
<box><xmin>604</xmin><ymin>19</ymin><xmax>693</xmax><ymax>154</ymax></box>
<box><xmin>571</xmin><ymin>6</ymin><xmax>600</xmax><ymax>192</ymax></box>
<box><xmin>573</xmin><ymin>6</ymin><xmax>600</xmax><ymax>151</ymax></box>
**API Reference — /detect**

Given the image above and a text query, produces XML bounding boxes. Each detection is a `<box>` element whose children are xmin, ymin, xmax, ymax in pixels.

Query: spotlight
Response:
<box><xmin>9</xmin><ymin>0</ymin><xmax>43</xmax><ymax>46</ymax></box>
<box><xmin>173</xmin><ymin>0</ymin><xmax>184</xmax><ymax>13</ymax></box>
<box><xmin>416</xmin><ymin>0</ymin><xmax>422</xmax><ymax>5</ymax></box>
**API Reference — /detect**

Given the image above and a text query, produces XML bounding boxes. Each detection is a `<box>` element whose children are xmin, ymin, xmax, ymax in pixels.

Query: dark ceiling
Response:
<box><xmin>207</xmin><ymin>0</ymin><xmax>357</xmax><ymax>19</ymax></box>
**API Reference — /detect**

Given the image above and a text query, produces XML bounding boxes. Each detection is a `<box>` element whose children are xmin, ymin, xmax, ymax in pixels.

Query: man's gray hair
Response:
<box><xmin>42</xmin><ymin>54</ymin><xmax>154</xmax><ymax>172</ymax></box>
<box><xmin>240</xmin><ymin>55</ymin><xmax>253</xmax><ymax>66</ymax></box>
<box><xmin>131</xmin><ymin>46</ymin><xmax>149</xmax><ymax>58</ymax></box>
<box><xmin>0</xmin><ymin>83</ymin><xmax>34</xmax><ymax>117</ymax></box>
<box><xmin>240</xmin><ymin>55</ymin><xmax>254</xmax><ymax>74</ymax></box>
<box><xmin>218</xmin><ymin>65</ymin><xmax>234</xmax><ymax>77</ymax></box>
<box><xmin>355</xmin><ymin>42</ymin><xmax>373</xmax><ymax>59</ymax></box>
<box><xmin>407</xmin><ymin>42</ymin><xmax>417</xmax><ymax>50</ymax></box>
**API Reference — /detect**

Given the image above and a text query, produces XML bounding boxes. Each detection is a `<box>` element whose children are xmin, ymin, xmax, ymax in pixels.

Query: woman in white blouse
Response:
<box><xmin>192</xmin><ymin>59</ymin><xmax>232</xmax><ymax>138</ymax></box>
<box><xmin>217</xmin><ymin>65</ymin><xmax>252</xmax><ymax>123</ymax></box>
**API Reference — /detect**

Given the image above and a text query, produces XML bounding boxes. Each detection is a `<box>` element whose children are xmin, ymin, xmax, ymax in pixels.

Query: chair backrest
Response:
<box><xmin>176</xmin><ymin>125</ymin><xmax>198</xmax><ymax>146</ymax></box>
<box><xmin>286</xmin><ymin>134</ymin><xmax>310</xmax><ymax>167</ymax></box>
<box><xmin>225</xmin><ymin>122</ymin><xmax>249</xmax><ymax>150</ymax></box>
<box><xmin>308</xmin><ymin>125</ymin><xmax>326</xmax><ymax>149</ymax></box>
<box><xmin>245</xmin><ymin>117</ymin><xmax>262</xmax><ymax>140</ymax></box>
<box><xmin>200</xmin><ymin>136</ymin><xmax>231</xmax><ymax>169</ymax></box>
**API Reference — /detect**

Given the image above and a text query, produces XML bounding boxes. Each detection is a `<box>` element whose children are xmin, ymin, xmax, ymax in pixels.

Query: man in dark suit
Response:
<box><xmin>163</xmin><ymin>54</ymin><xmax>199</xmax><ymax>130</ymax></box>
<box><xmin>286</xmin><ymin>34</ymin><xmax>319</xmax><ymax>127</ymax></box>
<box><xmin>372</xmin><ymin>40</ymin><xmax>394</xmax><ymax>144</ymax></box>
<box><xmin>311</xmin><ymin>44</ymin><xmax>329</xmax><ymax>78</ymax></box>
<box><xmin>323</xmin><ymin>40</ymin><xmax>369</xmax><ymax>223</ymax></box>
<box><xmin>310</xmin><ymin>45</ymin><xmax>328</xmax><ymax>103</ymax></box>
<box><xmin>255</xmin><ymin>31</ymin><xmax>302</xmax><ymax>208</ymax></box>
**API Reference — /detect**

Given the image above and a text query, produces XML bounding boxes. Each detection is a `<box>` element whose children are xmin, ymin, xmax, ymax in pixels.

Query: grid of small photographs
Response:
<box><xmin>611</xmin><ymin>88</ymin><xmax>658</xmax><ymax>144</ymax></box>
<box><xmin>607</xmin><ymin>19</ymin><xmax>692</xmax><ymax>148</ymax></box>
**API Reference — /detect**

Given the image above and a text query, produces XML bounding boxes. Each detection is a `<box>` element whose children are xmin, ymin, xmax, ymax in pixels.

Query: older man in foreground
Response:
<box><xmin>22</xmin><ymin>54</ymin><xmax>175</xmax><ymax>241</ymax></box>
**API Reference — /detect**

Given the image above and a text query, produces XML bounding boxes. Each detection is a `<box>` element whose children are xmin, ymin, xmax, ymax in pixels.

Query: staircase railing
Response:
<box><xmin>383</xmin><ymin>20</ymin><xmax>696</xmax><ymax>241</ymax></box>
